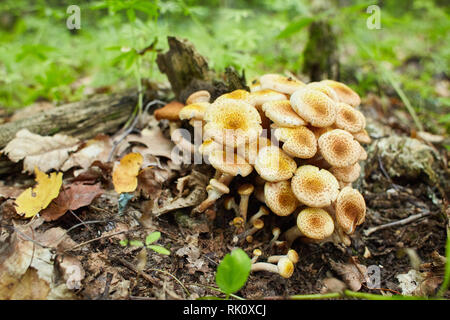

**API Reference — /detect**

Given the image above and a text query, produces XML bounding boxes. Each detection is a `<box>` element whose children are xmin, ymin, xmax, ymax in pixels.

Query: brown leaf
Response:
<box><xmin>40</xmin><ymin>182</ymin><xmax>104</xmax><ymax>221</ymax></box>
<box><xmin>127</xmin><ymin>127</ymin><xmax>175</xmax><ymax>160</ymax></box>
<box><xmin>329</xmin><ymin>259</ymin><xmax>368</xmax><ymax>292</ymax></box>
<box><xmin>0</xmin><ymin>185</ymin><xmax>23</xmax><ymax>199</ymax></box>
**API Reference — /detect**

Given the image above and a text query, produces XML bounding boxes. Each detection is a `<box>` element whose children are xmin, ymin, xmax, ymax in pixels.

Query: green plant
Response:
<box><xmin>120</xmin><ymin>231</ymin><xmax>170</xmax><ymax>255</ymax></box>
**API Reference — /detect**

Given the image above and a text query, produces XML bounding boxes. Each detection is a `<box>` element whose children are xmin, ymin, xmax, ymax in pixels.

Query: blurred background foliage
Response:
<box><xmin>0</xmin><ymin>0</ymin><xmax>448</xmax><ymax>134</ymax></box>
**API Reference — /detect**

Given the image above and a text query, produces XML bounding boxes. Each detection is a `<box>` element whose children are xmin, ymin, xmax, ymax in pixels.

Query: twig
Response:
<box><xmin>364</xmin><ymin>210</ymin><xmax>432</xmax><ymax>236</ymax></box>
<box><xmin>66</xmin><ymin>229</ymin><xmax>130</xmax><ymax>252</ymax></box>
<box><xmin>116</xmin><ymin>257</ymin><xmax>160</xmax><ymax>285</ymax></box>
<box><xmin>147</xmin><ymin>268</ymin><xmax>191</xmax><ymax>298</ymax></box>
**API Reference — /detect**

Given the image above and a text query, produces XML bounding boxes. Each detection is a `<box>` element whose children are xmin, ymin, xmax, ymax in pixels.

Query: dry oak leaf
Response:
<box><xmin>40</xmin><ymin>182</ymin><xmax>104</xmax><ymax>221</ymax></box>
<box><xmin>112</xmin><ymin>152</ymin><xmax>143</xmax><ymax>193</ymax></box>
<box><xmin>2</xmin><ymin>129</ymin><xmax>79</xmax><ymax>173</ymax></box>
<box><xmin>14</xmin><ymin>167</ymin><xmax>63</xmax><ymax>218</ymax></box>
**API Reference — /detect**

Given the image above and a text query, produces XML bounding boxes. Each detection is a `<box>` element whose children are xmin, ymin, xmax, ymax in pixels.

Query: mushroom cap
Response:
<box><xmin>277</xmin><ymin>256</ymin><xmax>295</xmax><ymax>278</ymax></box>
<box><xmin>250</xmin><ymin>89</ymin><xmax>287</xmax><ymax>106</ymax></box>
<box><xmin>274</xmin><ymin>126</ymin><xmax>317</xmax><ymax>159</ymax></box>
<box><xmin>254</xmin><ymin>146</ymin><xmax>297</xmax><ymax>182</ymax></box>
<box><xmin>290</xmin><ymin>88</ymin><xmax>337</xmax><ymax>127</ymax></box>
<box><xmin>318</xmin><ymin>129</ymin><xmax>361</xmax><ymax>167</ymax></box>
<box><xmin>204</xmin><ymin>99</ymin><xmax>262</xmax><ymax>147</ymax></box>
<box><xmin>208</xmin><ymin>178</ymin><xmax>230</xmax><ymax>194</ymax></box>
<box><xmin>296</xmin><ymin>207</ymin><xmax>335</xmax><ymax>240</ymax></box>
<box><xmin>291</xmin><ymin>165</ymin><xmax>339</xmax><ymax>207</ymax></box>
<box><xmin>331</xmin><ymin>162</ymin><xmax>361</xmax><ymax>183</ymax></box>
<box><xmin>286</xmin><ymin>249</ymin><xmax>299</xmax><ymax>264</ymax></box>
<box><xmin>260</xmin><ymin>74</ymin><xmax>305</xmax><ymax>95</ymax></box>
<box><xmin>198</xmin><ymin>138</ymin><xmax>223</xmax><ymax>156</ymax></box>
<box><xmin>262</xmin><ymin>100</ymin><xmax>307</xmax><ymax>127</ymax></box>
<box><xmin>305</xmin><ymin>82</ymin><xmax>339</xmax><ymax>102</ymax></box>
<box><xmin>236</xmin><ymin>136</ymin><xmax>271</xmax><ymax>165</ymax></box>
<box><xmin>186</xmin><ymin>90</ymin><xmax>211</xmax><ymax>105</ymax></box>
<box><xmin>208</xmin><ymin>150</ymin><xmax>253</xmax><ymax>177</ymax></box>
<box><xmin>154</xmin><ymin>101</ymin><xmax>185</xmax><ymax>121</ymax></box>
<box><xmin>253</xmin><ymin>248</ymin><xmax>262</xmax><ymax>257</ymax></box>
<box><xmin>179</xmin><ymin>102</ymin><xmax>210</xmax><ymax>120</ymax></box>
<box><xmin>335</xmin><ymin>186</ymin><xmax>366</xmax><ymax>234</ymax></box>
<box><xmin>252</xmin><ymin>218</ymin><xmax>264</xmax><ymax>229</ymax></box>
<box><xmin>359</xmin><ymin>145</ymin><xmax>368</xmax><ymax>161</ymax></box>
<box><xmin>321</xmin><ymin>80</ymin><xmax>361</xmax><ymax>107</ymax></box>
<box><xmin>215</xmin><ymin>89</ymin><xmax>253</xmax><ymax>105</ymax></box>
<box><xmin>264</xmin><ymin>180</ymin><xmax>299</xmax><ymax>216</ymax></box>
<box><xmin>238</xmin><ymin>183</ymin><xmax>255</xmax><ymax>196</ymax></box>
<box><xmin>352</xmin><ymin>129</ymin><xmax>372</xmax><ymax>144</ymax></box>
<box><xmin>334</xmin><ymin>103</ymin><xmax>366</xmax><ymax>133</ymax></box>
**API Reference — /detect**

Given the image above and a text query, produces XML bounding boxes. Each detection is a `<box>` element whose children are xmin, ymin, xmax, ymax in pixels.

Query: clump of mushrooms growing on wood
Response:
<box><xmin>156</xmin><ymin>74</ymin><xmax>371</xmax><ymax>279</ymax></box>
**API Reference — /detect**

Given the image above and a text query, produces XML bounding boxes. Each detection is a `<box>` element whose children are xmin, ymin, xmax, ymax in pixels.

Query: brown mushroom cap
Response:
<box><xmin>260</xmin><ymin>74</ymin><xmax>305</xmax><ymax>95</ymax></box>
<box><xmin>238</xmin><ymin>183</ymin><xmax>255</xmax><ymax>196</ymax></box>
<box><xmin>250</xmin><ymin>89</ymin><xmax>288</xmax><ymax>106</ymax></box>
<box><xmin>291</xmin><ymin>165</ymin><xmax>339</xmax><ymax>207</ymax></box>
<box><xmin>274</xmin><ymin>126</ymin><xmax>317</xmax><ymax>159</ymax></box>
<box><xmin>318</xmin><ymin>129</ymin><xmax>361</xmax><ymax>167</ymax></box>
<box><xmin>352</xmin><ymin>129</ymin><xmax>372</xmax><ymax>144</ymax></box>
<box><xmin>236</xmin><ymin>136</ymin><xmax>271</xmax><ymax>165</ymax></box>
<box><xmin>359</xmin><ymin>145</ymin><xmax>368</xmax><ymax>160</ymax></box>
<box><xmin>186</xmin><ymin>90</ymin><xmax>211</xmax><ymax>105</ymax></box>
<box><xmin>334</xmin><ymin>103</ymin><xmax>366</xmax><ymax>133</ymax></box>
<box><xmin>296</xmin><ymin>207</ymin><xmax>335</xmax><ymax>240</ymax></box>
<box><xmin>154</xmin><ymin>101</ymin><xmax>185</xmax><ymax>121</ymax></box>
<box><xmin>208</xmin><ymin>150</ymin><xmax>253</xmax><ymax>177</ymax></box>
<box><xmin>254</xmin><ymin>146</ymin><xmax>297</xmax><ymax>182</ymax></box>
<box><xmin>320</xmin><ymin>80</ymin><xmax>361</xmax><ymax>107</ymax></box>
<box><xmin>264</xmin><ymin>180</ymin><xmax>299</xmax><ymax>216</ymax></box>
<box><xmin>335</xmin><ymin>186</ymin><xmax>366</xmax><ymax>234</ymax></box>
<box><xmin>330</xmin><ymin>162</ymin><xmax>361</xmax><ymax>183</ymax></box>
<box><xmin>179</xmin><ymin>102</ymin><xmax>210</xmax><ymax>120</ymax></box>
<box><xmin>305</xmin><ymin>82</ymin><xmax>339</xmax><ymax>102</ymax></box>
<box><xmin>290</xmin><ymin>88</ymin><xmax>337</xmax><ymax>127</ymax></box>
<box><xmin>262</xmin><ymin>100</ymin><xmax>307</xmax><ymax>127</ymax></box>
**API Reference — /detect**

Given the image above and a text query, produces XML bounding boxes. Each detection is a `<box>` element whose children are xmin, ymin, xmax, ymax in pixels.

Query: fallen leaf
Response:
<box><xmin>112</xmin><ymin>152</ymin><xmax>143</xmax><ymax>193</ymax></box>
<box><xmin>14</xmin><ymin>167</ymin><xmax>63</xmax><ymax>218</ymax></box>
<box><xmin>0</xmin><ymin>185</ymin><xmax>23</xmax><ymax>199</ymax></box>
<box><xmin>329</xmin><ymin>259</ymin><xmax>368</xmax><ymax>292</ymax></box>
<box><xmin>40</xmin><ymin>182</ymin><xmax>104</xmax><ymax>221</ymax></box>
<box><xmin>2</xmin><ymin>129</ymin><xmax>79</xmax><ymax>173</ymax></box>
<box><xmin>127</xmin><ymin>128</ymin><xmax>175</xmax><ymax>160</ymax></box>
<box><xmin>56</xmin><ymin>254</ymin><xmax>85</xmax><ymax>290</ymax></box>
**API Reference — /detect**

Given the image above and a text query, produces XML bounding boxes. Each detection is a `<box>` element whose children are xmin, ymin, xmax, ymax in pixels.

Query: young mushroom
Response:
<box><xmin>233</xmin><ymin>218</ymin><xmax>264</xmax><ymax>243</ymax></box>
<box><xmin>352</xmin><ymin>129</ymin><xmax>372</xmax><ymax>144</ymax></box>
<box><xmin>178</xmin><ymin>102</ymin><xmax>210</xmax><ymax>122</ymax></box>
<box><xmin>267</xmin><ymin>249</ymin><xmax>299</xmax><ymax>265</ymax></box>
<box><xmin>334</xmin><ymin>186</ymin><xmax>366</xmax><ymax>234</ymax></box>
<box><xmin>259</xmin><ymin>74</ymin><xmax>305</xmax><ymax>94</ymax></box>
<box><xmin>186</xmin><ymin>90</ymin><xmax>211</xmax><ymax>105</ymax></box>
<box><xmin>251</xmin><ymin>249</ymin><xmax>263</xmax><ymax>263</ymax></box>
<box><xmin>251</xmin><ymin>256</ymin><xmax>295</xmax><ymax>279</ymax></box>
<box><xmin>247</xmin><ymin>205</ymin><xmax>270</xmax><ymax>228</ymax></box>
<box><xmin>318</xmin><ymin>129</ymin><xmax>361</xmax><ymax>167</ymax></box>
<box><xmin>290</xmin><ymin>88</ymin><xmax>337</xmax><ymax>127</ymax></box>
<box><xmin>264</xmin><ymin>180</ymin><xmax>299</xmax><ymax>217</ymax></box>
<box><xmin>273</xmin><ymin>126</ymin><xmax>317</xmax><ymax>159</ymax></box>
<box><xmin>254</xmin><ymin>146</ymin><xmax>297</xmax><ymax>182</ymax></box>
<box><xmin>154</xmin><ymin>101</ymin><xmax>185</xmax><ymax>121</ymax></box>
<box><xmin>237</xmin><ymin>184</ymin><xmax>255</xmax><ymax>224</ymax></box>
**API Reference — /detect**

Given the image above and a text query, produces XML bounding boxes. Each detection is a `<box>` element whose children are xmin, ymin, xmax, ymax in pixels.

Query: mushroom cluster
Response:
<box><xmin>158</xmin><ymin>74</ymin><xmax>371</xmax><ymax>278</ymax></box>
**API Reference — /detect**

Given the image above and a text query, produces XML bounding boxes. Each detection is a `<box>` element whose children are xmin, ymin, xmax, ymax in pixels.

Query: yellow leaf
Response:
<box><xmin>15</xmin><ymin>167</ymin><xmax>63</xmax><ymax>218</ymax></box>
<box><xmin>112</xmin><ymin>152</ymin><xmax>143</xmax><ymax>193</ymax></box>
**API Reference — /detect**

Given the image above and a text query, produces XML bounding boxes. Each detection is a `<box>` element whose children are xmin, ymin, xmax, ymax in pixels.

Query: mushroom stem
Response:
<box><xmin>223</xmin><ymin>196</ymin><xmax>239</xmax><ymax>216</ymax></box>
<box><xmin>247</xmin><ymin>206</ymin><xmax>269</xmax><ymax>227</ymax></box>
<box><xmin>282</xmin><ymin>225</ymin><xmax>304</xmax><ymax>247</ymax></box>
<box><xmin>251</xmin><ymin>249</ymin><xmax>262</xmax><ymax>264</ymax></box>
<box><xmin>194</xmin><ymin>178</ymin><xmax>230</xmax><ymax>213</ymax></box>
<box><xmin>238</xmin><ymin>184</ymin><xmax>254</xmax><ymax>224</ymax></box>
<box><xmin>268</xmin><ymin>227</ymin><xmax>281</xmax><ymax>248</ymax></box>
<box><xmin>251</xmin><ymin>257</ymin><xmax>294</xmax><ymax>278</ymax></box>
<box><xmin>251</xmin><ymin>262</ymin><xmax>278</xmax><ymax>273</ymax></box>
<box><xmin>267</xmin><ymin>249</ymin><xmax>299</xmax><ymax>264</ymax></box>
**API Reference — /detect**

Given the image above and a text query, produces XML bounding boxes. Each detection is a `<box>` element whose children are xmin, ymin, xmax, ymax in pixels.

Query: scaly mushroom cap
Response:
<box><xmin>335</xmin><ymin>187</ymin><xmax>366</xmax><ymax>234</ymax></box>
<box><xmin>260</xmin><ymin>74</ymin><xmax>305</xmax><ymax>95</ymax></box>
<box><xmin>238</xmin><ymin>183</ymin><xmax>255</xmax><ymax>196</ymax></box>
<box><xmin>290</xmin><ymin>88</ymin><xmax>337</xmax><ymax>127</ymax></box>
<box><xmin>334</xmin><ymin>103</ymin><xmax>366</xmax><ymax>133</ymax></box>
<box><xmin>262</xmin><ymin>100</ymin><xmax>307</xmax><ymax>127</ymax></box>
<box><xmin>255</xmin><ymin>146</ymin><xmax>297</xmax><ymax>182</ymax></box>
<box><xmin>318</xmin><ymin>129</ymin><xmax>361</xmax><ymax>167</ymax></box>
<box><xmin>309</xmin><ymin>126</ymin><xmax>333</xmax><ymax>139</ymax></box>
<box><xmin>274</xmin><ymin>126</ymin><xmax>317</xmax><ymax>159</ymax></box>
<box><xmin>305</xmin><ymin>82</ymin><xmax>339</xmax><ymax>102</ymax></box>
<box><xmin>154</xmin><ymin>101</ymin><xmax>184</xmax><ymax>121</ymax></box>
<box><xmin>208</xmin><ymin>150</ymin><xmax>253</xmax><ymax>177</ymax></box>
<box><xmin>186</xmin><ymin>90</ymin><xmax>211</xmax><ymax>105</ymax></box>
<box><xmin>321</xmin><ymin>80</ymin><xmax>361</xmax><ymax>107</ymax></box>
<box><xmin>359</xmin><ymin>145</ymin><xmax>368</xmax><ymax>161</ymax></box>
<box><xmin>352</xmin><ymin>129</ymin><xmax>372</xmax><ymax>144</ymax></box>
<box><xmin>250</xmin><ymin>89</ymin><xmax>287</xmax><ymax>106</ymax></box>
<box><xmin>291</xmin><ymin>165</ymin><xmax>339</xmax><ymax>207</ymax></box>
<box><xmin>277</xmin><ymin>256</ymin><xmax>295</xmax><ymax>278</ymax></box>
<box><xmin>297</xmin><ymin>207</ymin><xmax>335</xmax><ymax>240</ymax></box>
<box><xmin>204</xmin><ymin>100</ymin><xmax>262</xmax><ymax>147</ymax></box>
<box><xmin>179</xmin><ymin>102</ymin><xmax>210</xmax><ymax>120</ymax></box>
<box><xmin>331</xmin><ymin>162</ymin><xmax>361</xmax><ymax>183</ymax></box>
<box><xmin>198</xmin><ymin>138</ymin><xmax>223</xmax><ymax>156</ymax></box>
<box><xmin>264</xmin><ymin>180</ymin><xmax>299</xmax><ymax>216</ymax></box>
<box><xmin>237</xmin><ymin>136</ymin><xmax>271</xmax><ymax>165</ymax></box>
<box><xmin>215</xmin><ymin>89</ymin><xmax>253</xmax><ymax>105</ymax></box>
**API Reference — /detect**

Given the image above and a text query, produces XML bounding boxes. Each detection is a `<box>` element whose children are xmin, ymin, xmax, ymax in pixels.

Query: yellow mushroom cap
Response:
<box><xmin>262</xmin><ymin>100</ymin><xmax>307</xmax><ymax>127</ymax></box>
<box><xmin>318</xmin><ymin>129</ymin><xmax>361</xmax><ymax>167</ymax></box>
<box><xmin>254</xmin><ymin>146</ymin><xmax>297</xmax><ymax>182</ymax></box>
<box><xmin>321</xmin><ymin>80</ymin><xmax>361</xmax><ymax>107</ymax></box>
<box><xmin>186</xmin><ymin>90</ymin><xmax>211</xmax><ymax>105</ymax></box>
<box><xmin>204</xmin><ymin>99</ymin><xmax>262</xmax><ymax>147</ymax></box>
<box><xmin>274</xmin><ymin>126</ymin><xmax>317</xmax><ymax>159</ymax></box>
<box><xmin>352</xmin><ymin>129</ymin><xmax>372</xmax><ymax>144</ymax></box>
<box><xmin>198</xmin><ymin>138</ymin><xmax>223</xmax><ymax>156</ymax></box>
<box><xmin>215</xmin><ymin>89</ymin><xmax>253</xmax><ymax>105</ymax></box>
<box><xmin>290</xmin><ymin>88</ymin><xmax>337</xmax><ymax>127</ymax></box>
<box><xmin>331</xmin><ymin>162</ymin><xmax>361</xmax><ymax>183</ymax></box>
<box><xmin>236</xmin><ymin>136</ymin><xmax>271</xmax><ymax>165</ymax></box>
<box><xmin>208</xmin><ymin>150</ymin><xmax>253</xmax><ymax>177</ymax></box>
<box><xmin>286</xmin><ymin>249</ymin><xmax>299</xmax><ymax>264</ymax></box>
<box><xmin>291</xmin><ymin>165</ymin><xmax>339</xmax><ymax>207</ymax></box>
<box><xmin>238</xmin><ymin>183</ymin><xmax>255</xmax><ymax>196</ymax></box>
<box><xmin>335</xmin><ymin>186</ymin><xmax>366</xmax><ymax>234</ymax></box>
<box><xmin>334</xmin><ymin>103</ymin><xmax>366</xmax><ymax>133</ymax></box>
<box><xmin>305</xmin><ymin>82</ymin><xmax>339</xmax><ymax>102</ymax></box>
<box><xmin>249</xmin><ymin>89</ymin><xmax>288</xmax><ymax>106</ymax></box>
<box><xmin>264</xmin><ymin>180</ymin><xmax>299</xmax><ymax>216</ymax></box>
<box><xmin>296</xmin><ymin>207</ymin><xmax>335</xmax><ymax>240</ymax></box>
<box><xmin>277</xmin><ymin>256</ymin><xmax>295</xmax><ymax>278</ymax></box>
<box><xmin>179</xmin><ymin>102</ymin><xmax>210</xmax><ymax>120</ymax></box>
<box><xmin>260</xmin><ymin>74</ymin><xmax>305</xmax><ymax>95</ymax></box>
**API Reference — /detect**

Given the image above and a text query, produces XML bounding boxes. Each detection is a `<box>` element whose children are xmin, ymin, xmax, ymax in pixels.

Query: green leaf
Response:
<box><xmin>277</xmin><ymin>16</ymin><xmax>315</xmax><ymax>39</ymax></box>
<box><xmin>147</xmin><ymin>245</ymin><xmax>170</xmax><ymax>255</ymax></box>
<box><xmin>145</xmin><ymin>231</ymin><xmax>161</xmax><ymax>245</ymax></box>
<box><xmin>119</xmin><ymin>239</ymin><xmax>129</xmax><ymax>246</ymax></box>
<box><xmin>129</xmin><ymin>240</ymin><xmax>144</xmax><ymax>247</ymax></box>
<box><xmin>215</xmin><ymin>248</ymin><xmax>251</xmax><ymax>295</ymax></box>
<box><xmin>196</xmin><ymin>296</ymin><xmax>224</xmax><ymax>300</ymax></box>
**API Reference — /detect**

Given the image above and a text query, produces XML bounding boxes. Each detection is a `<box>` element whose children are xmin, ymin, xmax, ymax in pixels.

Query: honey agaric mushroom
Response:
<box><xmin>238</xmin><ymin>183</ymin><xmax>254</xmax><ymax>224</ymax></box>
<box><xmin>352</xmin><ymin>129</ymin><xmax>372</xmax><ymax>144</ymax></box>
<box><xmin>274</xmin><ymin>126</ymin><xmax>317</xmax><ymax>159</ymax></box>
<box><xmin>178</xmin><ymin>102</ymin><xmax>210</xmax><ymax>121</ymax></box>
<box><xmin>204</xmin><ymin>99</ymin><xmax>262</xmax><ymax>148</ymax></box>
<box><xmin>223</xmin><ymin>196</ymin><xmax>239</xmax><ymax>216</ymax></box>
<box><xmin>320</xmin><ymin>80</ymin><xmax>361</xmax><ymax>107</ymax></box>
<box><xmin>330</xmin><ymin>162</ymin><xmax>361</xmax><ymax>184</ymax></box>
<box><xmin>215</xmin><ymin>89</ymin><xmax>253</xmax><ymax>105</ymax></box>
<box><xmin>305</xmin><ymin>82</ymin><xmax>339</xmax><ymax>102</ymax></box>
<box><xmin>359</xmin><ymin>145</ymin><xmax>368</xmax><ymax>161</ymax></box>
<box><xmin>269</xmin><ymin>227</ymin><xmax>281</xmax><ymax>246</ymax></box>
<box><xmin>198</xmin><ymin>138</ymin><xmax>223</xmax><ymax>158</ymax></box>
<box><xmin>283</xmin><ymin>208</ymin><xmax>335</xmax><ymax>246</ymax></box>
<box><xmin>334</xmin><ymin>103</ymin><xmax>366</xmax><ymax>133</ymax></box>
<box><xmin>264</xmin><ymin>180</ymin><xmax>299</xmax><ymax>216</ymax></box>
<box><xmin>290</xmin><ymin>88</ymin><xmax>337</xmax><ymax>127</ymax></box>
<box><xmin>249</xmin><ymin>89</ymin><xmax>287</xmax><ymax>106</ymax></box>
<box><xmin>318</xmin><ymin>129</ymin><xmax>361</xmax><ymax>167</ymax></box>
<box><xmin>254</xmin><ymin>146</ymin><xmax>297</xmax><ymax>182</ymax></box>
<box><xmin>291</xmin><ymin>165</ymin><xmax>339</xmax><ymax>208</ymax></box>
<box><xmin>233</xmin><ymin>218</ymin><xmax>264</xmax><ymax>243</ymax></box>
<box><xmin>259</xmin><ymin>74</ymin><xmax>305</xmax><ymax>95</ymax></box>
<box><xmin>186</xmin><ymin>90</ymin><xmax>211</xmax><ymax>105</ymax></box>
<box><xmin>334</xmin><ymin>187</ymin><xmax>366</xmax><ymax>234</ymax></box>
<box><xmin>262</xmin><ymin>100</ymin><xmax>307</xmax><ymax>128</ymax></box>
<box><xmin>195</xmin><ymin>178</ymin><xmax>230</xmax><ymax>213</ymax></box>
<box><xmin>248</xmin><ymin>205</ymin><xmax>270</xmax><ymax>227</ymax></box>
<box><xmin>251</xmin><ymin>256</ymin><xmax>295</xmax><ymax>279</ymax></box>
<box><xmin>251</xmin><ymin>249</ymin><xmax>263</xmax><ymax>263</ymax></box>
<box><xmin>237</xmin><ymin>137</ymin><xmax>271</xmax><ymax>165</ymax></box>
<box><xmin>267</xmin><ymin>249</ymin><xmax>299</xmax><ymax>264</ymax></box>
<box><xmin>154</xmin><ymin>101</ymin><xmax>185</xmax><ymax>121</ymax></box>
